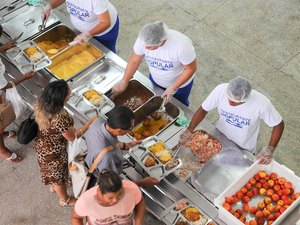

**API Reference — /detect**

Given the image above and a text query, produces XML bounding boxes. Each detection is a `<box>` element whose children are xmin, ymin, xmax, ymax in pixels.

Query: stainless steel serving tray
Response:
<box><xmin>33</xmin><ymin>24</ymin><xmax>77</xmax><ymax>58</ymax></box>
<box><xmin>127</xmin><ymin>96</ymin><xmax>180</xmax><ymax>140</ymax></box>
<box><xmin>161</xmin><ymin>198</ymin><xmax>214</xmax><ymax>225</ymax></box>
<box><xmin>1</xmin><ymin>4</ymin><xmax>59</xmax><ymax>43</ymax></box>
<box><xmin>190</xmin><ymin>149</ymin><xmax>253</xmax><ymax>203</ymax></box>
<box><xmin>5</xmin><ymin>40</ymin><xmax>51</xmax><ymax>73</ymax></box>
<box><xmin>129</xmin><ymin>136</ymin><xmax>182</xmax><ymax>181</ymax></box>
<box><xmin>0</xmin><ymin>0</ymin><xmax>29</xmax><ymax>20</ymax></box>
<box><xmin>67</xmin><ymin>84</ymin><xmax>114</xmax><ymax>120</ymax></box>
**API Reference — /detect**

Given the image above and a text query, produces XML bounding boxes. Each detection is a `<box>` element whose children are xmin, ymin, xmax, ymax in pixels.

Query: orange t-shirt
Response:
<box><xmin>75</xmin><ymin>180</ymin><xmax>142</xmax><ymax>225</ymax></box>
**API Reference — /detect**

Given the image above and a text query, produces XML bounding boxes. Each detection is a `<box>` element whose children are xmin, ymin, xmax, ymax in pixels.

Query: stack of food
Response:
<box><xmin>186</xmin><ymin>130</ymin><xmax>222</xmax><ymax>164</ymax></box>
<box><xmin>148</xmin><ymin>141</ymin><xmax>172</xmax><ymax>164</ymax></box>
<box><xmin>83</xmin><ymin>89</ymin><xmax>104</xmax><ymax>107</ymax></box>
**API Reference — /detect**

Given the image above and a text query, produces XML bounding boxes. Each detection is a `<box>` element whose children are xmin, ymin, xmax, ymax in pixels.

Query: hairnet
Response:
<box><xmin>139</xmin><ymin>21</ymin><xmax>167</xmax><ymax>46</ymax></box>
<box><xmin>227</xmin><ymin>76</ymin><xmax>252</xmax><ymax>102</ymax></box>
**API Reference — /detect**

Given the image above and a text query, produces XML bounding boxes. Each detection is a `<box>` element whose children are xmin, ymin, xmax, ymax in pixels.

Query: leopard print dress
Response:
<box><xmin>35</xmin><ymin>112</ymin><xmax>73</xmax><ymax>186</ymax></box>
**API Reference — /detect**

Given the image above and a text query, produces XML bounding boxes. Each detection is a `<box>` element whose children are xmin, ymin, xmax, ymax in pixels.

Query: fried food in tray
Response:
<box><xmin>175</xmin><ymin>221</ymin><xmax>188</xmax><ymax>225</ymax></box>
<box><xmin>82</xmin><ymin>89</ymin><xmax>105</xmax><ymax>107</ymax></box>
<box><xmin>186</xmin><ymin>130</ymin><xmax>222</xmax><ymax>164</ymax></box>
<box><xmin>130</xmin><ymin>117</ymin><xmax>171</xmax><ymax>140</ymax></box>
<box><xmin>180</xmin><ymin>207</ymin><xmax>208</xmax><ymax>225</ymax></box>
<box><xmin>144</xmin><ymin>155</ymin><xmax>156</xmax><ymax>167</ymax></box>
<box><xmin>24</xmin><ymin>46</ymin><xmax>43</xmax><ymax>62</ymax></box>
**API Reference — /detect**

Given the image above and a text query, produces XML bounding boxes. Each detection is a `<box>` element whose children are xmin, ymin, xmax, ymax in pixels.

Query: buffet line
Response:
<box><xmin>0</xmin><ymin>2</ymin><xmax>299</xmax><ymax>225</ymax></box>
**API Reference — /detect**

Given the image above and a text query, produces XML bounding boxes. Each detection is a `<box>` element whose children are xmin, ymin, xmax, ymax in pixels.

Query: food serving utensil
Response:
<box><xmin>46</xmin><ymin>40</ymin><xmax>80</xmax><ymax>55</ymax></box>
<box><xmin>13</xmin><ymin>31</ymin><xmax>23</xmax><ymax>41</ymax></box>
<box><xmin>172</xmin><ymin>144</ymin><xmax>182</xmax><ymax>159</ymax></box>
<box><xmin>38</xmin><ymin>17</ymin><xmax>48</xmax><ymax>32</ymax></box>
<box><xmin>8</xmin><ymin>0</ymin><xmax>25</xmax><ymax>9</ymax></box>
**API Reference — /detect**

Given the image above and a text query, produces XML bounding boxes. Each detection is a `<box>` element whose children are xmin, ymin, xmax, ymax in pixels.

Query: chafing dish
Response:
<box><xmin>111</xmin><ymin>79</ymin><xmax>154</xmax><ymax>112</ymax></box>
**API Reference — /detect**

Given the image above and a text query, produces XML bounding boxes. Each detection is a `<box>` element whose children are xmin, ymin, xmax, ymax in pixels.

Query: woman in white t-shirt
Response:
<box><xmin>112</xmin><ymin>21</ymin><xmax>197</xmax><ymax>106</ymax></box>
<box><xmin>42</xmin><ymin>0</ymin><xmax>119</xmax><ymax>52</ymax></box>
<box><xmin>179</xmin><ymin>76</ymin><xmax>284</xmax><ymax>164</ymax></box>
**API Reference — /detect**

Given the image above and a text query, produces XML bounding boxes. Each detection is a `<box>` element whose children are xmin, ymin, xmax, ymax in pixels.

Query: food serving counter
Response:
<box><xmin>0</xmin><ymin>3</ymin><xmax>299</xmax><ymax>225</ymax></box>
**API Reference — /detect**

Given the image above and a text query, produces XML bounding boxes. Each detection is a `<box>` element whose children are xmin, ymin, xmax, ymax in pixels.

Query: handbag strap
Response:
<box><xmin>89</xmin><ymin>145</ymin><xmax>113</xmax><ymax>174</ymax></box>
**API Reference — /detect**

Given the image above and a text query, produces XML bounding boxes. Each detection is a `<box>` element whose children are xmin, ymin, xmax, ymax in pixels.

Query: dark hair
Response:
<box><xmin>38</xmin><ymin>80</ymin><xmax>69</xmax><ymax>114</ymax></box>
<box><xmin>106</xmin><ymin>106</ymin><xmax>134</xmax><ymax>130</ymax></box>
<box><xmin>97</xmin><ymin>169</ymin><xmax>122</xmax><ymax>194</ymax></box>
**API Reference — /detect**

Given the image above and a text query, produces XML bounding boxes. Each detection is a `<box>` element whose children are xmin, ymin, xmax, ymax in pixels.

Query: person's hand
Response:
<box><xmin>126</xmin><ymin>140</ymin><xmax>142</xmax><ymax>149</ymax></box>
<box><xmin>179</xmin><ymin>128</ymin><xmax>192</xmax><ymax>147</ymax></box>
<box><xmin>1</xmin><ymin>41</ymin><xmax>16</xmax><ymax>51</ymax></box>
<box><xmin>256</xmin><ymin>146</ymin><xmax>275</xmax><ymax>164</ymax></box>
<box><xmin>41</xmin><ymin>4</ymin><xmax>52</xmax><ymax>22</ymax></box>
<box><xmin>23</xmin><ymin>71</ymin><xmax>36</xmax><ymax>79</ymax></box>
<box><xmin>111</xmin><ymin>79</ymin><xmax>128</xmax><ymax>98</ymax></box>
<box><xmin>161</xmin><ymin>86</ymin><xmax>177</xmax><ymax>103</ymax></box>
<box><xmin>74</xmin><ymin>32</ymin><xmax>92</xmax><ymax>43</ymax></box>
<box><xmin>137</xmin><ymin>177</ymin><xmax>160</xmax><ymax>187</ymax></box>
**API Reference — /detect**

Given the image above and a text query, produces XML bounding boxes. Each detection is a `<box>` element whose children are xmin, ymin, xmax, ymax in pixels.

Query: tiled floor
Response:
<box><xmin>0</xmin><ymin>0</ymin><xmax>299</xmax><ymax>224</ymax></box>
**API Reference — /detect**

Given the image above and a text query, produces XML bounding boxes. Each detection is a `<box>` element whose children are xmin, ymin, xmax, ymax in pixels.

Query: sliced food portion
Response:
<box><xmin>144</xmin><ymin>155</ymin><xmax>156</xmax><ymax>167</ymax></box>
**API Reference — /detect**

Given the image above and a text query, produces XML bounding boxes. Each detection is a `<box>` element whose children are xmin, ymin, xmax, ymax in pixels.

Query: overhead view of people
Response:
<box><xmin>71</xmin><ymin>169</ymin><xmax>145</xmax><ymax>225</ymax></box>
<box><xmin>34</xmin><ymin>80</ymin><xmax>98</xmax><ymax>207</ymax></box>
<box><xmin>84</xmin><ymin>105</ymin><xmax>159</xmax><ymax>188</ymax></box>
<box><xmin>112</xmin><ymin>21</ymin><xmax>197</xmax><ymax>106</ymax></box>
<box><xmin>179</xmin><ymin>76</ymin><xmax>284</xmax><ymax>164</ymax></box>
<box><xmin>41</xmin><ymin>0</ymin><xmax>119</xmax><ymax>52</ymax></box>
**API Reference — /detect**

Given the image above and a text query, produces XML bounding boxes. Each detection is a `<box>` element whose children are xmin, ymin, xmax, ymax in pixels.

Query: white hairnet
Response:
<box><xmin>227</xmin><ymin>76</ymin><xmax>252</xmax><ymax>102</ymax></box>
<box><xmin>139</xmin><ymin>21</ymin><xmax>167</xmax><ymax>46</ymax></box>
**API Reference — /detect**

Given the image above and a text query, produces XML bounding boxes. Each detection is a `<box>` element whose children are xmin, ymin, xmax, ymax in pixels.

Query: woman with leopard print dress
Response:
<box><xmin>34</xmin><ymin>80</ymin><xmax>97</xmax><ymax>206</ymax></box>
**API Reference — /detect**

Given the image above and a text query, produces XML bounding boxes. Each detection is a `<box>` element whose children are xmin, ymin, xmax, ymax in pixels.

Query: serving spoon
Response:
<box><xmin>46</xmin><ymin>40</ymin><xmax>80</xmax><ymax>55</ymax></box>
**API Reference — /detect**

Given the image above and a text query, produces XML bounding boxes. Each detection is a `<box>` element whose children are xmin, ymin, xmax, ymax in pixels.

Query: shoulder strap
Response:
<box><xmin>89</xmin><ymin>145</ymin><xmax>113</xmax><ymax>173</ymax></box>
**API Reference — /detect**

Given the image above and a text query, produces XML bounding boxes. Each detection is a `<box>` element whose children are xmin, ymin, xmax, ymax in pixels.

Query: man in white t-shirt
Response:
<box><xmin>179</xmin><ymin>76</ymin><xmax>284</xmax><ymax>164</ymax></box>
<box><xmin>42</xmin><ymin>0</ymin><xmax>119</xmax><ymax>52</ymax></box>
<box><xmin>112</xmin><ymin>21</ymin><xmax>197</xmax><ymax>106</ymax></box>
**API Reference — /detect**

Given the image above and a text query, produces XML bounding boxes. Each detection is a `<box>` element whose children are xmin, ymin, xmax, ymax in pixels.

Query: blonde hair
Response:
<box><xmin>34</xmin><ymin>102</ymin><xmax>67</xmax><ymax>130</ymax></box>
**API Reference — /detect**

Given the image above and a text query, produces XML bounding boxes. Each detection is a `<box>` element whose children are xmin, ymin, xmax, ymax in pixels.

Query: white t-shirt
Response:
<box><xmin>133</xmin><ymin>29</ymin><xmax>196</xmax><ymax>88</ymax></box>
<box><xmin>66</xmin><ymin>0</ymin><xmax>118</xmax><ymax>36</ymax></box>
<box><xmin>202</xmin><ymin>83</ymin><xmax>282</xmax><ymax>152</ymax></box>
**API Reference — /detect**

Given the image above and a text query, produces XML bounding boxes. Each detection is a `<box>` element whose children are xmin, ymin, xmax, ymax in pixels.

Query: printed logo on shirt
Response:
<box><xmin>66</xmin><ymin>2</ymin><xmax>89</xmax><ymax>21</ymax></box>
<box><xmin>145</xmin><ymin>56</ymin><xmax>173</xmax><ymax>71</ymax></box>
<box><xmin>94</xmin><ymin>212</ymin><xmax>134</xmax><ymax>225</ymax></box>
<box><xmin>220</xmin><ymin>109</ymin><xmax>251</xmax><ymax>129</ymax></box>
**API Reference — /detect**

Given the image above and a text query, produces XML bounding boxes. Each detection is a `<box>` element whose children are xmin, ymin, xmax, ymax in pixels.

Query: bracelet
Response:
<box><xmin>122</xmin><ymin>142</ymin><xmax>126</xmax><ymax>150</ymax></box>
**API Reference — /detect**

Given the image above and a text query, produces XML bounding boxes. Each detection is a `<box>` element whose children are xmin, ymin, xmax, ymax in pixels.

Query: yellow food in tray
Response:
<box><xmin>49</xmin><ymin>51</ymin><xmax>97</xmax><ymax>80</ymax></box>
<box><xmin>83</xmin><ymin>89</ymin><xmax>104</xmax><ymax>107</ymax></box>
<box><xmin>24</xmin><ymin>46</ymin><xmax>43</xmax><ymax>62</ymax></box>
<box><xmin>158</xmin><ymin>151</ymin><xmax>172</xmax><ymax>164</ymax></box>
<box><xmin>149</xmin><ymin>141</ymin><xmax>165</xmax><ymax>154</ymax></box>
<box><xmin>37</xmin><ymin>39</ymin><xmax>69</xmax><ymax>56</ymax></box>
<box><xmin>181</xmin><ymin>207</ymin><xmax>201</xmax><ymax>222</ymax></box>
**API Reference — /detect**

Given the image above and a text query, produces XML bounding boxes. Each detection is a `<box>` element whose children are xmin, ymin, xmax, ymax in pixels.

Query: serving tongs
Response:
<box><xmin>172</xmin><ymin>143</ymin><xmax>182</xmax><ymax>159</ymax></box>
<box><xmin>38</xmin><ymin>17</ymin><xmax>48</xmax><ymax>32</ymax></box>
<box><xmin>157</xmin><ymin>96</ymin><xmax>168</xmax><ymax>119</ymax></box>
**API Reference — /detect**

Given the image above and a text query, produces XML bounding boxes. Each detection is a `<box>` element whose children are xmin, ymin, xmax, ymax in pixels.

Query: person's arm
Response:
<box><xmin>49</xmin><ymin>0</ymin><xmax>65</xmax><ymax>8</ymax></box>
<box><xmin>2</xmin><ymin>71</ymin><xmax>36</xmax><ymax>90</ymax></box>
<box><xmin>123</xmin><ymin>53</ymin><xmax>144</xmax><ymax>83</ymax></box>
<box><xmin>187</xmin><ymin>106</ymin><xmax>208</xmax><ymax>132</ymax></box>
<box><xmin>88</xmin><ymin>11</ymin><xmax>111</xmax><ymax>36</ymax></box>
<box><xmin>134</xmin><ymin>197</ymin><xmax>146</xmax><ymax>225</ymax></box>
<box><xmin>71</xmin><ymin>208</ymin><xmax>84</xmax><ymax>225</ymax></box>
<box><xmin>62</xmin><ymin>115</ymin><xmax>98</xmax><ymax>141</ymax></box>
<box><xmin>268</xmin><ymin>120</ymin><xmax>284</xmax><ymax>148</ymax></box>
<box><xmin>170</xmin><ymin>59</ymin><xmax>197</xmax><ymax>90</ymax></box>
<box><xmin>0</xmin><ymin>41</ymin><xmax>16</xmax><ymax>52</ymax></box>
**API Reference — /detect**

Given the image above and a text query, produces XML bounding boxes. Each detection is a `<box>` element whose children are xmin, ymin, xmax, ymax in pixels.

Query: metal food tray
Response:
<box><xmin>173</xmin><ymin>129</ymin><xmax>222</xmax><ymax>182</ymax></box>
<box><xmin>161</xmin><ymin>198</ymin><xmax>214</xmax><ymax>225</ymax></box>
<box><xmin>5</xmin><ymin>40</ymin><xmax>51</xmax><ymax>73</ymax></box>
<box><xmin>127</xmin><ymin>96</ymin><xmax>180</xmax><ymax>140</ymax></box>
<box><xmin>46</xmin><ymin>42</ymin><xmax>105</xmax><ymax>81</ymax></box>
<box><xmin>68</xmin><ymin>84</ymin><xmax>114</xmax><ymax>119</ymax></box>
<box><xmin>128</xmin><ymin>136</ymin><xmax>183</xmax><ymax>180</ymax></box>
<box><xmin>111</xmin><ymin>79</ymin><xmax>154</xmax><ymax>112</ymax></box>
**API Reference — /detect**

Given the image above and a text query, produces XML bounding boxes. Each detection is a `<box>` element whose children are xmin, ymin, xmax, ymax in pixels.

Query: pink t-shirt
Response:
<box><xmin>75</xmin><ymin>180</ymin><xmax>142</xmax><ymax>225</ymax></box>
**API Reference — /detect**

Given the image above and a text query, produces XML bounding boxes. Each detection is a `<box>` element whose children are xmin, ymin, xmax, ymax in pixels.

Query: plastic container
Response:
<box><xmin>214</xmin><ymin>160</ymin><xmax>300</xmax><ymax>225</ymax></box>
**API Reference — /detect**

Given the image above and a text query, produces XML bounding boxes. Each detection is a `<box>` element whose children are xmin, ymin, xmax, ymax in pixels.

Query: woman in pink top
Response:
<box><xmin>72</xmin><ymin>169</ymin><xmax>145</xmax><ymax>225</ymax></box>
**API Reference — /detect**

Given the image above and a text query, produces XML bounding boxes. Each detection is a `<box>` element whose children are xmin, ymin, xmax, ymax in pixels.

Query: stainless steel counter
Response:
<box><xmin>1</xmin><ymin>5</ymin><xmax>299</xmax><ymax>225</ymax></box>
